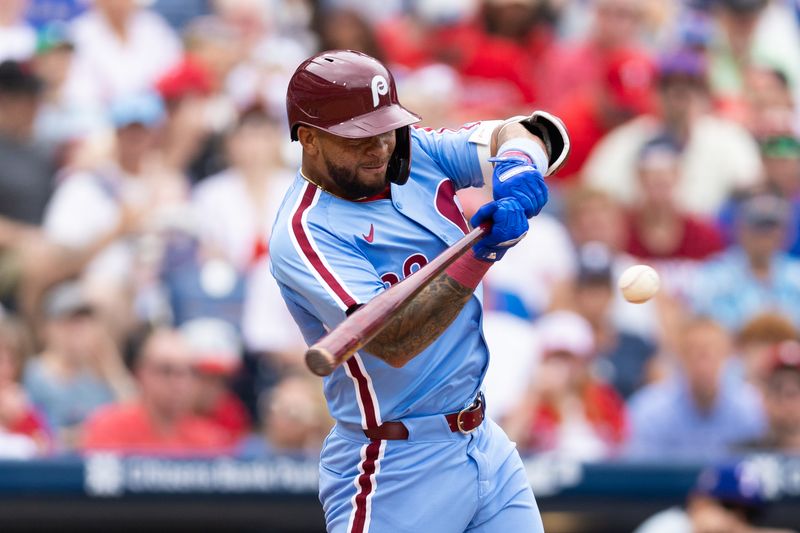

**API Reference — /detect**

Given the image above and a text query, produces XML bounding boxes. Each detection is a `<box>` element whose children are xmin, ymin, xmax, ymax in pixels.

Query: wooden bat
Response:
<box><xmin>305</xmin><ymin>224</ymin><xmax>489</xmax><ymax>376</ymax></box>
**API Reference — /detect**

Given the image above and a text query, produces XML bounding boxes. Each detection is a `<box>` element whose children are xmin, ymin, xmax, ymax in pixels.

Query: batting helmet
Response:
<box><xmin>286</xmin><ymin>50</ymin><xmax>421</xmax><ymax>185</ymax></box>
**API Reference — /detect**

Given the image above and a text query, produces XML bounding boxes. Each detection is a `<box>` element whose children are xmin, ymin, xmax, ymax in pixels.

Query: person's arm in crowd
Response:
<box><xmin>0</xmin><ymin>216</ymin><xmax>36</xmax><ymax>249</ymax></box>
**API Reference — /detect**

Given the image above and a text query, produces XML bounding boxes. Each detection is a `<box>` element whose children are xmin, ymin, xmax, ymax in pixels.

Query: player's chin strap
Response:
<box><xmin>500</xmin><ymin>111</ymin><xmax>571</xmax><ymax>177</ymax></box>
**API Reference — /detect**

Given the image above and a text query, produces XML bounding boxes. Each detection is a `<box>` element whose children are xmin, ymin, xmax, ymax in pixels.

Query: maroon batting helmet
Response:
<box><xmin>286</xmin><ymin>50</ymin><xmax>421</xmax><ymax>185</ymax></box>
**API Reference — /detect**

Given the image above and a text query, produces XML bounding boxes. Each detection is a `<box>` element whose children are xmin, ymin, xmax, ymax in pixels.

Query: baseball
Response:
<box><xmin>618</xmin><ymin>264</ymin><xmax>660</xmax><ymax>303</ymax></box>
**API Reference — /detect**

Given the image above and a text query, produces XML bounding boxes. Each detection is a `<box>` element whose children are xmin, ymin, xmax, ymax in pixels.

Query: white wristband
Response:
<box><xmin>497</xmin><ymin>138</ymin><xmax>549</xmax><ymax>176</ymax></box>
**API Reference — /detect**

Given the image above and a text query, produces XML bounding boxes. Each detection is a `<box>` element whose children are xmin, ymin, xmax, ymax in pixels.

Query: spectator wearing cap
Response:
<box><xmin>570</xmin><ymin>242</ymin><xmax>657</xmax><ymax>400</ymax></box>
<box><xmin>740</xmin><ymin>340</ymin><xmax>800</xmax><ymax>454</ymax></box>
<box><xmin>504</xmin><ymin>310</ymin><xmax>627</xmax><ymax>461</ymax></box>
<box><xmin>180</xmin><ymin>318</ymin><xmax>250</xmax><ymax>445</ymax></box>
<box><xmin>67</xmin><ymin>0</ymin><xmax>181</xmax><ymax>105</ymax></box>
<box><xmin>22</xmin><ymin>282</ymin><xmax>134</xmax><ymax>450</ymax></box>
<box><xmin>583</xmin><ymin>49</ymin><xmax>763</xmax><ymax>216</ymax></box>
<box><xmin>155</xmin><ymin>15</ymin><xmax>243</xmax><ymax>183</ymax></box>
<box><xmin>82</xmin><ymin>327</ymin><xmax>228</xmax><ymax>455</ymax></box>
<box><xmin>634</xmin><ymin>463</ymin><xmax>793</xmax><ymax>533</ymax></box>
<box><xmin>0</xmin><ymin>315</ymin><xmax>49</xmax><ymax>458</ymax></box>
<box><xmin>553</xmin><ymin>47</ymin><xmax>657</xmax><ymax>179</ymax></box>
<box><xmin>0</xmin><ymin>1</ymin><xmax>37</xmax><ymax>63</ymax></box>
<box><xmin>737</xmin><ymin>313</ymin><xmax>798</xmax><ymax>384</ymax></box>
<box><xmin>42</xmin><ymin>91</ymin><xmax>165</xmax><ymax>336</ymax></box>
<box><xmin>31</xmin><ymin>22</ymin><xmax>106</xmax><ymax>153</ymax></box>
<box><xmin>692</xmin><ymin>193</ymin><xmax>800</xmax><ymax>331</ymax></box>
<box><xmin>627</xmin><ymin>317</ymin><xmax>766</xmax><ymax>461</ymax></box>
<box><xmin>626</xmin><ymin>135</ymin><xmax>725</xmax><ymax>262</ymax></box>
<box><xmin>187</xmin><ymin>105</ymin><xmax>304</xmax><ymax>359</ymax></box>
<box><xmin>237</xmin><ymin>373</ymin><xmax>331</xmax><ymax>459</ymax></box>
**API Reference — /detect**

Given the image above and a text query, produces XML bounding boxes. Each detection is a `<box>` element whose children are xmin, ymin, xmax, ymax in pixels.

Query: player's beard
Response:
<box><xmin>324</xmin><ymin>156</ymin><xmax>387</xmax><ymax>200</ymax></box>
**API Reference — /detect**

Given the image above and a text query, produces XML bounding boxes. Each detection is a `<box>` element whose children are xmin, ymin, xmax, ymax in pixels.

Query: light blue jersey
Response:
<box><xmin>270</xmin><ymin>123</ymin><xmax>496</xmax><ymax>429</ymax></box>
<box><xmin>270</xmin><ymin>122</ymin><xmax>543</xmax><ymax>533</ymax></box>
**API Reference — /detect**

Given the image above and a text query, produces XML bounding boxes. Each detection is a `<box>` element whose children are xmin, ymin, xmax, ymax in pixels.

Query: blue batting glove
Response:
<box><xmin>470</xmin><ymin>198</ymin><xmax>529</xmax><ymax>262</ymax></box>
<box><xmin>490</xmin><ymin>153</ymin><xmax>548</xmax><ymax>218</ymax></box>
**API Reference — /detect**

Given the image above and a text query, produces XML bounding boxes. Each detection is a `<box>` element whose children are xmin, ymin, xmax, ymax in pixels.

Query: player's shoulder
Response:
<box><xmin>269</xmin><ymin>178</ymin><xmax>339</xmax><ymax>270</ymax></box>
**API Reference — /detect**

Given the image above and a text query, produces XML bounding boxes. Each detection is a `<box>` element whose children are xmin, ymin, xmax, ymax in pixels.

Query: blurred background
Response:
<box><xmin>1</xmin><ymin>0</ymin><xmax>800</xmax><ymax>531</ymax></box>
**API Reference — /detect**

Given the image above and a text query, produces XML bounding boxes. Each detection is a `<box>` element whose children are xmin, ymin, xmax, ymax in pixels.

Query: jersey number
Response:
<box><xmin>380</xmin><ymin>253</ymin><xmax>429</xmax><ymax>288</ymax></box>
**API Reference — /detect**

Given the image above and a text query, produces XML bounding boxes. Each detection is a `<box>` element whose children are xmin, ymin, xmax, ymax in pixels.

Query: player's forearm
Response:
<box><xmin>363</xmin><ymin>271</ymin><xmax>473</xmax><ymax>368</ymax></box>
<box><xmin>491</xmin><ymin>122</ymin><xmax>546</xmax><ymax>157</ymax></box>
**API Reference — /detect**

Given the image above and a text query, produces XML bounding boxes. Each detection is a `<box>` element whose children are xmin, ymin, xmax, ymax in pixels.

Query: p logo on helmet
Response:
<box><xmin>371</xmin><ymin>75</ymin><xmax>389</xmax><ymax>107</ymax></box>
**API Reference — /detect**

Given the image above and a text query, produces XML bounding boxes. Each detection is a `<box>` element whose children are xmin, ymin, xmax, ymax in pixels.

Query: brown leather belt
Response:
<box><xmin>363</xmin><ymin>393</ymin><xmax>485</xmax><ymax>441</ymax></box>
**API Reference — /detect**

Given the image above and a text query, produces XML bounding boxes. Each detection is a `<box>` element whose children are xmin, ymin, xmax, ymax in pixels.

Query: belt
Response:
<box><xmin>363</xmin><ymin>393</ymin><xmax>485</xmax><ymax>441</ymax></box>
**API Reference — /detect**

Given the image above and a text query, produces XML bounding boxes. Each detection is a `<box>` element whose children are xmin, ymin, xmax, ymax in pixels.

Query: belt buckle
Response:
<box><xmin>455</xmin><ymin>394</ymin><xmax>483</xmax><ymax>435</ymax></box>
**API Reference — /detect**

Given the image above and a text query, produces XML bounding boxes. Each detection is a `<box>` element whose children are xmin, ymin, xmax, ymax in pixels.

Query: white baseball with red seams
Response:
<box><xmin>618</xmin><ymin>264</ymin><xmax>660</xmax><ymax>303</ymax></box>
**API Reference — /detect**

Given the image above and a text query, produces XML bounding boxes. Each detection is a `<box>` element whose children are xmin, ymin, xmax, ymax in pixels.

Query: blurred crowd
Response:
<box><xmin>0</xmin><ymin>0</ymin><xmax>799</xmax><ymax>472</ymax></box>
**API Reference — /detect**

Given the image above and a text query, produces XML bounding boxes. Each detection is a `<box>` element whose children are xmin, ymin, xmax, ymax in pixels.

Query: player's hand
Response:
<box><xmin>470</xmin><ymin>198</ymin><xmax>528</xmax><ymax>262</ymax></box>
<box><xmin>490</xmin><ymin>153</ymin><xmax>548</xmax><ymax>218</ymax></box>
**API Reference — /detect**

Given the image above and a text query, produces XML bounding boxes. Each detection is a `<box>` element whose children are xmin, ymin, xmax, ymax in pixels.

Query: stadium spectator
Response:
<box><xmin>504</xmin><ymin>311</ymin><xmax>627</xmax><ymax>461</ymax></box>
<box><xmin>0</xmin><ymin>315</ymin><xmax>48</xmax><ymax>458</ymax></box>
<box><xmin>23</xmin><ymin>282</ymin><xmax>133</xmax><ymax>450</ymax></box>
<box><xmin>553</xmin><ymin>48</ymin><xmax>657</xmax><ymax>179</ymax></box>
<box><xmin>561</xmin><ymin>186</ymin><xmax>660</xmax><ymax>340</ymax></box>
<box><xmin>180</xmin><ymin>318</ymin><xmax>250</xmax><ymax>446</ymax></box>
<box><xmin>626</xmin><ymin>317</ymin><xmax>766</xmax><ymax>461</ymax></box>
<box><xmin>707</xmin><ymin>0</ymin><xmax>800</xmax><ymax>123</ymax></box>
<box><xmin>82</xmin><ymin>327</ymin><xmax>228</xmax><ymax>455</ymax></box>
<box><xmin>189</xmin><ymin>105</ymin><xmax>303</xmax><ymax>358</ymax></box>
<box><xmin>741</xmin><ymin>67</ymin><xmax>796</xmax><ymax>139</ymax></box>
<box><xmin>31</xmin><ymin>22</ymin><xmax>106</xmax><ymax>155</ymax></box>
<box><xmin>0</xmin><ymin>60</ymin><xmax>52</xmax><ymax>226</ymax></box>
<box><xmin>43</xmin><ymin>91</ymin><xmax>165</xmax><ymax>337</ymax></box>
<box><xmin>625</xmin><ymin>136</ymin><xmax>725</xmax><ymax>261</ymax></box>
<box><xmin>570</xmin><ymin>242</ymin><xmax>657</xmax><ymax>400</ymax></box>
<box><xmin>736</xmin><ymin>313</ymin><xmax>798</xmax><ymax>384</ymax></box>
<box><xmin>540</xmin><ymin>0</ymin><xmax>649</xmax><ymax>108</ymax></box>
<box><xmin>0</xmin><ymin>0</ymin><xmax>36</xmax><ymax>63</ymax></box>
<box><xmin>739</xmin><ymin>340</ymin><xmax>800</xmax><ymax>454</ymax></box>
<box><xmin>583</xmin><ymin>49</ymin><xmax>763</xmax><ymax>216</ymax></box>
<box><xmin>313</xmin><ymin>8</ymin><xmax>385</xmax><ymax>62</ymax></box>
<box><xmin>157</xmin><ymin>15</ymin><xmax>244</xmax><ymax>182</ymax></box>
<box><xmin>237</xmin><ymin>373</ymin><xmax>331</xmax><ymax>458</ymax></box>
<box><xmin>692</xmin><ymin>193</ymin><xmax>800</xmax><ymax>331</ymax></box>
<box><xmin>67</xmin><ymin>0</ymin><xmax>182</xmax><ymax>105</ymax></box>
<box><xmin>634</xmin><ymin>463</ymin><xmax>795</xmax><ymax>533</ymax></box>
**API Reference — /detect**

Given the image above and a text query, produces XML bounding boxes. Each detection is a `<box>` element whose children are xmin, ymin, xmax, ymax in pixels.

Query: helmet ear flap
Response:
<box><xmin>387</xmin><ymin>126</ymin><xmax>412</xmax><ymax>185</ymax></box>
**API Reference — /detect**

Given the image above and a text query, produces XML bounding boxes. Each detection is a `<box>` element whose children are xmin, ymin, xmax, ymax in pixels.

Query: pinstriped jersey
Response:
<box><xmin>269</xmin><ymin>123</ymin><xmax>498</xmax><ymax>429</ymax></box>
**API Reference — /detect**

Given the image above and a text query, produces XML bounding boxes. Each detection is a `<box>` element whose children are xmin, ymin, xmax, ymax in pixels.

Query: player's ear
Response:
<box><xmin>297</xmin><ymin>126</ymin><xmax>320</xmax><ymax>156</ymax></box>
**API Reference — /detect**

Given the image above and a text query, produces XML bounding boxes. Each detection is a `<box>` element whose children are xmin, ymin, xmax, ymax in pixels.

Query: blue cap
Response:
<box><xmin>109</xmin><ymin>91</ymin><xmax>165</xmax><ymax>129</ymax></box>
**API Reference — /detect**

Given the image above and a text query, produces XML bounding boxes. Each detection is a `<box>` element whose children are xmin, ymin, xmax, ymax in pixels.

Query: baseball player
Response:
<box><xmin>270</xmin><ymin>50</ymin><xmax>569</xmax><ymax>533</ymax></box>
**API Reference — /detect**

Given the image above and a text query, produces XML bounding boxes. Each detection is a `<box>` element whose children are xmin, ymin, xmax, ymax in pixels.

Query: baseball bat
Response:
<box><xmin>305</xmin><ymin>224</ymin><xmax>489</xmax><ymax>376</ymax></box>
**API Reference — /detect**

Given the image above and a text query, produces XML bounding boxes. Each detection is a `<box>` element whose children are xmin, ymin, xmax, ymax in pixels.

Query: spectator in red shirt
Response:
<box><xmin>0</xmin><ymin>315</ymin><xmax>49</xmax><ymax>457</ymax></box>
<box><xmin>504</xmin><ymin>311</ymin><xmax>627</xmax><ymax>461</ymax></box>
<box><xmin>179</xmin><ymin>318</ymin><xmax>250</xmax><ymax>446</ymax></box>
<box><xmin>81</xmin><ymin>327</ymin><xmax>228</xmax><ymax>455</ymax></box>
<box><xmin>553</xmin><ymin>48</ymin><xmax>658</xmax><ymax>180</ymax></box>
<box><xmin>626</xmin><ymin>135</ymin><xmax>725</xmax><ymax>260</ymax></box>
<box><xmin>540</xmin><ymin>0</ymin><xmax>649</xmax><ymax>108</ymax></box>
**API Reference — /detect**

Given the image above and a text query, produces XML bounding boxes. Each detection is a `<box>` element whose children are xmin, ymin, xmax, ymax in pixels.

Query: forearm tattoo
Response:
<box><xmin>364</xmin><ymin>273</ymin><xmax>474</xmax><ymax>367</ymax></box>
